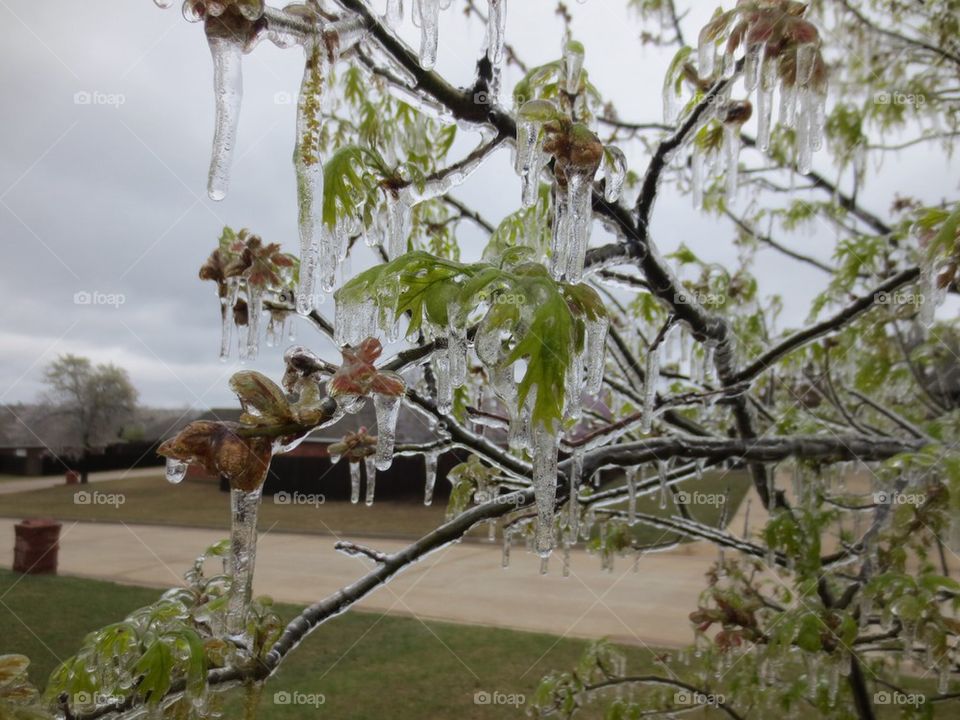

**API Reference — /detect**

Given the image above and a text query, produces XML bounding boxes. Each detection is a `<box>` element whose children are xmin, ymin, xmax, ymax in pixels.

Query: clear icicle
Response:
<box><xmin>165</xmin><ymin>457</ymin><xmax>188</xmax><ymax>484</ymax></box>
<box><xmin>417</xmin><ymin>0</ymin><xmax>441</xmax><ymax>69</ymax></box>
<box><xmin>502</xmin><ymin>528</ymin><xmax>512</xmax><ymax>568</ymax></box>
<box><xmin>226</xmin><ymin>486</ymin><xmax>262</xmax><ymax>644</ymax></box>
<box><xmin>603</xmin><ymin>147</ymin><xmax>627</xmax><ymax>203</ymax></box>
<box><xmin>562</xmin><ymin>543</ymin><xmax>571</xmax><ymax>577</ymax></box>
<box><xmin>657</xmin><ymin>461</ymin><xmax>669</xmax><ymax>509</ymax></box>
<box><xmin>246</xmin><ymin>286</ymin><xmax>263</xmax><ymax>358</ymax></box>
<box><xmin>364</xmin><ymin>455</ymin><xmax>377</xmax><ymax>505</ymax></box>
<box><xmin>448</xmin><ymin>320</ymin><xmax>468</xmax><ymax>388</ymax></box>
<box><xmin>486</xmin><ymin>0</ymin><xmax>506</xmax><ymax>68</ymax></box>
<box><xmin>219</xmin><ymin>293</ymin><xmax>234</xmax><ymax>361</ymax></box>
<box><xmin>516</xmin><ymin>100</ymin><xmax>554</xmax><ymax>208</ymax></box>
<box><xmin>373</xmin><ymin>393</ymin><xmax>402</xmax><ymax>470</ymax></box>
<box><xmin>569</xmin><ymin>450</ymin><xmax>583</xmax><ymax>539</ymax></box>
<box><xmin>641</xmin><ymin>344</ymin><xmax>660</xmax><ymax>433</ymax></box>
<box><xmin>584</xmin><ymin>316</ymin><xmax>608</xmax><ymax>395</ymax></box>
<box><xmin>691</xmin><ymin>143</ymin><xmax>704</xmax><ymax>209</ymax></box>
<box><xmin>723</xmin><ymin>124</ymin><xmax>741</xmax><ymax>204</ymax></box>
<box><xmin>757</xmin><ymin>58</ymin><xmax>775</xmax><ymax>152</ymax></box>
<box><xmin>433</xmin><ymin>340</ymin><xmax>453</xmax><ymax>414</ymax></box>
<box><xmin>744</xmin><ymin>43</ymin><xmax>763</xmax><ymax>92</ymax></box>
<box><xmin>385</xmin><ymin>0</ymin><xmax>402</xmax><ymax>25</ymax></box>
<box><xmin>350</xmin><ymin>461</ymin><xmax>361</xmax><ymax>504</ymax></box>
<box><xmin>626</xmin><ymin>466</ymin><xmax>637</xmax><ymax>525</ymax></box>
<box><xmin>562</xmin><ymin>40</ymin><xmax>585</xmax><ymax>95</ymax></box>
<box><xmin>532</xmin><ymin>423</ymin><xmax>559</xmax><ymax>558</ymax></box>
<box><xmin>697</xmin><ymin>24</ymin><xmax>715</xmax><ymax>78</ymax></box>
<box><xmin>206</xmin><ymin>34</ymin><xmax>244</xmax><ymax>201</ymax></box>
<box><xmin>795</xmin><ymin>43</ymin><xmax>817</xmax><ymax>88</ymax></box>
<box><xmin>564</xmin><ymin>347</ymin><xmax>583</xmax><ymax>420</ymax></box>
<box><xmin>564</xmin><ymin>168</ymin><xmax>593</xmax><ymax>282</ymax></box>
<box><xmin>423</xmin><ymin>451</ymin><xmax>438</xmax><ymax>505</ymax></box>
<box><xmin>294</xmin><ymin>41</ymin><xmax>326</xmax><ymax>315</ymax></box>
<box><xmin>550</xmin><ymin>182</ymin><xmax>571</xmax><ymax>280</ymax></box>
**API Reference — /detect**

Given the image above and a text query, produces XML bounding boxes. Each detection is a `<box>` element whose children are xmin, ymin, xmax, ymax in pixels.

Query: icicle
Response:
<box><xmin>795</xmin><ymin>43</ymin><xmax>817</xmax><ymax>88</ymax></box>
<box><xmin>433</xmin><ymin>339</ymin><xmax>453</xmax><ymax>414</ymax></box>
<box><xmin>417</xmin><ymin>0</ymin><xmax>441</xmax><ymax>69</ymax></box>
<box><xmin>756</xmin><ymin>68</ymin><xmax>774</xmax><ymax>152</ymax></box>
<box><xmin>246</xmin><ymin>286</ymin><xmax>263</xmax><ymax>358</ymax></box>
<box><xmin>562</xmin><ymin>40</ymin><xmax>585</xmax><ymax>95</ymax></box>
<box><xmin>564</xmin><ymin>345</ymin><xmax>583</xmax><ymax>420</ymax></box>
<box><xmin>423</xmin><ymin>451</ymin><xmax>438</xmax><ymax>505</ymax></box>
<box><xmin>373</xmin><ymin>393</ymin><xmax>402</xmax><ymax>470</ymax></box>
<box><xmin>562</xmin><ymin>543</ymin><xmax>571</xmax><ymax>577</ymax></box>
<box><xmin>384</xmin><ymin>188</ymin><xmax>411</xmax><ymax>259</ymax></box>
<box><xmin>294</xmin><ymin>40</ymin><xmax>326</xmax><ymax>315</ymax></box>
<box><xmin>584</xmin><ymin>316</ymin><xmax>608</xmax><ymax>395</ymax></box>
<box><xmin>385</xmin><ymin>0</ymin><xmax>402</xmax><ymax>25</ymax></box>
<box><xmin>448</xmin><ymin>321</ymin><xmax>468</xmax><ymax>388</ymax></box>
<box><xmin>603</xmin><ymin>147</ymin><xmax>627</xmax><ymax>203</ymax></box>
<box><xmin>364</xmin><ymin>455</ymin><xmax>377</xmax><ymax>505</ymax></box>
<box><xmin>539</xmin><ymin>555</ymin><xmax>549</xmax><ymax>575</ymax></box>
<box><xmin>744</xmin><ymin>43</ymin><xmax>763</xmax><ymax>92</ymax></box>
<box><xmin>487</xmin><ymin>519</ymin><xmax>496</xmax><ymax>542</ymax></box>
<box><xmin>350</xmin><ymin>461</ymin><xmax>361</xmax><ymax>504</ymax></box>
<box><xmin>564</xmin><ymin>168</ymin><xmax>593</xmax><ymax>282</ymax></box>
<box><xmin>532</xmin><ymin>423</ymin><xmax>559</xmax><ymax>558</ymax></box>
<box><xmin>219</xmin><ymin>285</ymin><xmax>236</xmax><ymax>361</ymax></box>
<box><xmin>550</xmin><ymin>182</ymin><xmax>571</xmax><ymax>280</ymax></box>
<box><xmin>205</xmin><ymin>32</ymin><xmax>244</xmax><ymax>201</ymax></box>
<box><xmin>508</xmin><ymin>386</ymin><xmax>532</xmax><ymax>451</ymax></box>
<box><xmin>165</xmin><ymin>457</ymin><xmax>187</xmax><ymax>484</ymax></box>
<box><xmin>697</xmin><ymin>24</ymin><xmax>715</xmax><ymax>78</ymax></box>
<box><xmin>641</xmin><ymin>344</ymin><xmax>660</xmax><ymax>433</ymax></box>
<box><xmin>779</xmin><ymin>84</ymin><xmax>797</xmax><ymax>128</ymax></box>
<box><xmin>568</xmin><ymin>450</ymin><xmax>583</xmax><ymax>538</ymax></box>
<box><xmin>691</xmin><ymin>142</ymin><xmax>704</xmax><ymax>209</ymax></box>
<box><xmin>723</xmin><ymin>123</ymin><xmax>740</xmax><ymax>204</ymax></box>
<box><xmin>226</xmin><ymin>486</ymin><xmax>262</xmax><ymax>644</ymax></box>
<box><xmin>657</xmin><ymin>461</ymin><xmax>669</xmax><ymax>510</ymax></box>
<box><xmin>626</xmin><ymin>466</ymin><xmax>637</xmax><ymax>524</ymax></box>
<box><xmin>486</xmin><ymin>0</ymin><xmax>506</xmax><ymax>68</ymax></box>
<box><xmin>502</xmin><ymin>527</ymin><xmax>512</xmax><ymax>568</ymax></box>
<box><xmin>516</xmin><ymin>100</ymin><xmax>554</xmax><ymax>208</ymax></box>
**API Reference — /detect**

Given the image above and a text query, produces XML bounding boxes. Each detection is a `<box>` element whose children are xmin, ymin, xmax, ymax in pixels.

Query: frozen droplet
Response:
<box><xmin>154</xmin><ymin>0</ymin><xmax>174</xmax><ymax>8</ymax></box>
<box><xmin>423</xmin><ymin>451</ymin><xmax>438</xmax><ymax>505</ymax></box>
<box><xmin>165</xmin><ymin>457</ymin><xmax>188</xmax><ymax>484</ymax></box>
<box><xmin>350</xmin><ymin>461</ymin><xmax>361</xmax><ymax>504</ymax></box>
<box><xmin>385</xmin><ymin>0</ymin><xmax>403</xmax><ymax>25</ymax></box>
<box><xmin>373</xmin><ymin>393</ymin><xmax>402</xmax><ymax>470</ymax></box>
<box><xmin>206</xmin><ymin>35</ymin><xmax>244</xmax><ymax>201</ymax></box>
<box><xmin>603</xmin><ymin>146</ymin><xmax>627</xmax><ymax>203</ymax></box>
<box><xmin>532</xmin><ymin>423</ymin><xmax>559</xmax><ymax>557</ymax></box>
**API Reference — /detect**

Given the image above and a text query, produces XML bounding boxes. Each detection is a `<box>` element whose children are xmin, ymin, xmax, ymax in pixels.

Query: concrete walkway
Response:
<box><xmin>0</xmin><ymin>517</ymin><xmax>720</xmax><ymax>648</ymax></box>
<box><xmin>0</xmin><ymin>467</ymin><xmax>161</xmax><ymax>496</ymax></box>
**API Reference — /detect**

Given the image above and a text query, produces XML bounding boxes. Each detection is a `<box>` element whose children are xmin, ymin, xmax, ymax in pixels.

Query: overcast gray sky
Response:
<box><xmin>0</xmin><ymin>0</ymin><xmax>952</xmax><ymax>411</ymax></box>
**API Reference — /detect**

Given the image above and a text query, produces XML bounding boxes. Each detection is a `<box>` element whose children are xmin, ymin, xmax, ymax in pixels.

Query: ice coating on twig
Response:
<box><xmin>373</xmin><ymin>392</ymin><xmax>402</xmax><ymax>470</ymax></box>
<box><xmin>206</xmin><ymin>34</ymin><xmax>244</xmax><ymax>201</ymax></box>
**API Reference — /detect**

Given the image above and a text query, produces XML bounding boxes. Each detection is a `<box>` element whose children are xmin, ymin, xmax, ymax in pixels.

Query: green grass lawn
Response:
<box><xmin>0</xmin><ymin>569</ymin><xmax>667</xmax><ymax>719</ymax></box>
<box><xmin>0</xmin><ymin>470</ymin><xmax>752</xmax><ymax>544</ymax></box>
